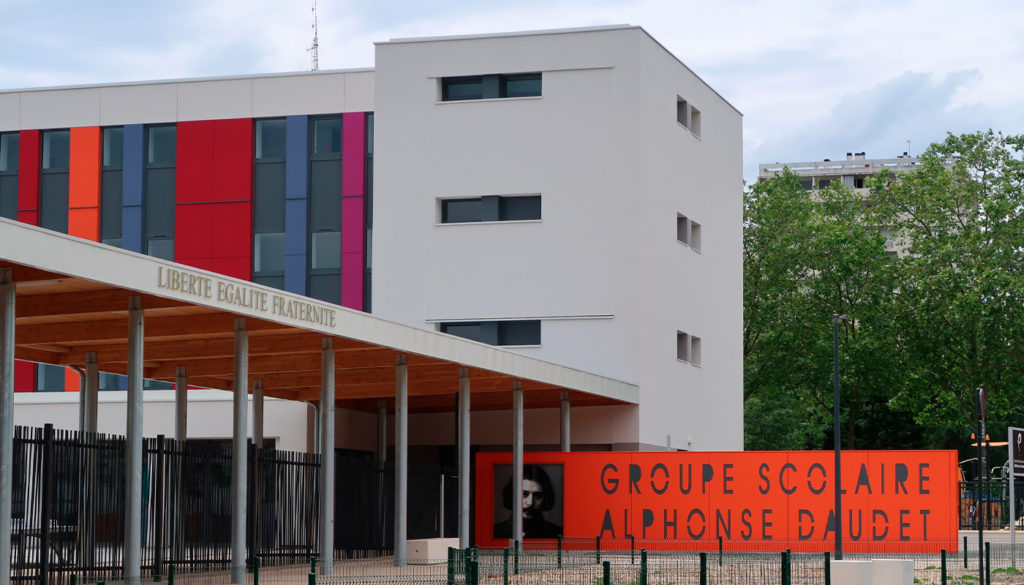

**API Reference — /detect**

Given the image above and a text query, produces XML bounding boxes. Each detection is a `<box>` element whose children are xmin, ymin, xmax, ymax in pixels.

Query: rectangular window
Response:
<box><xmin>677</xmin><ymin>331</ymin><xmax>701</xmax><ymax>365</ymax></box>
<box><xmin>676</xmin><ymin>97</ymin><xmax>701</xmax><ymax>137</ymax></box>
<box><xmin>253</xmin><ymin>119</ymin><xmax>287</xmax><ymax>288</ymax></box>
<box><xmin>440</xmin><ymin>320</ymin><xmax>541</xmax><ymax>346</ymax></box>
<box><xmin>255</xmin><ymin>118</ymin><xmax>287</xmax><ymax>160</ymax></box>
<box><xmin>42</xmin><ymin>130</ymin><xmax>70</xmax><ymax>170</ymax></box>
<box><xmin>306</xmin><ymin>116</ymin><xmax>343</xmax><ymax>304</ymax></box>
<box><xmin>36</xmin><ymin>364</ymin><xmax>66</xmax><ymax>392</ymax></box>
<box><xmin>676</xmin><ymin>214</ymin><xmax>701</xmax><ymax>251</ymax></box>
<box><xmin>441</xmin><ymin>72</ymin><xmax>542</xmax><ymax>101</ymax></box>
<box><xmin>144</xmin><ymin>125</ymin><xmax>176</xmax><ymax>258</ymax></box>
<box><xmin>310</xmin><ymin>231</ymin><xmax>341</xmax><ymax>270</ymax></box>
<box><xmin>0</xmin><ymin>132</ymin><xmax>18</xmax><ymax>220</ymax></box>
<box><xmin>440</xmin><ymin>195</ymin><xmax>541</xmax><ymax>223</ymax></box>
<box><xmin>312</xmin><ymin>117</ymin><xmax>342</xmax><ymax>157</ymax></box>
<box><xmin>817</xmin><ymin>178</ymin><xmax>832</xmax><ymax>189</ymax></box>
<box><xmin>40</xmin><ymin>130</ymin><xmax>71</xmax><ymax>233</ymax></box>
<box><xmin>853</xmin><ymin>176</ymin><xmax>866</xmax><ymax>189</ymax></box>
<box><xmin>101</xmin><ymin>127</ymin><xmax>124</xmax><ymax>246</ymax></box>
<box><xmin>254</xmin><ymin>232</ymin><xmax>285</xmax><ymax>273</ymax></box>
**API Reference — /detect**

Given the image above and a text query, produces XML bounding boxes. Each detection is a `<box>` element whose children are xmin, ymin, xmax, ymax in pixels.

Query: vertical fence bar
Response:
<box><xmin>964</xmin><ymin>536</ymin><xmax>968</xmax><ymax>568</ymax></box>
<box><xmin>824</xmin><ymin>551</ymin><xmax>831</xmax><ymax>585</ymax></box>
<box><xmin>985</xmin><ymin>541</ymin><xmax>990</xmax><ymax>585</ymax></box>
<box><xmin>447</xmin><ymin>548</ymin><xmax>454</xmax><ymax>585</ymax></box>
<box><xmin>514</xmin><ymin>540</ymin><xmax>519</xmax><ymax>575</ymax></box>
<box><xmin>557</xmin><ymin>535</ymin><xmax>562</xmax><ymax>569</ymax></box>
<box><xmin>641</xmin><ymin>549</ymin><xmax>648</xmax><ymax>585</ymax></box>
<box><xmin>596</xmin><ymin>535</ymin><xmax>601</xmax><ymax>563</ymax></box>
<box><xmin>719</xmin><ymin>535</ymin><xmax>723</xmax><ymax>566</ymax></box>
<box><xmin>503</xmin><ymin>548</ymin><xmax>509</xmax><ymax>585</ymax></box>
<box><xmin>167</xmin><ymin>564</ymin><xmax>174</xmax><ymax>585</ymax></box>
<box><xmin>630</xmin><ymin>534</ymin><xmax>635</xmax><ymax>564</ymax></box>
<box><xmin>941</xmin><ymin>549</ymin><xmax>947</xmax><ymax>585</ymax></box>
<box><xmin>40</xmin><ymin>423</ymin><xmax>54</xmax><ymax>585</ymax></box>
<box><xmin>253</xmin><ymin>556</ymin><xmax>260</xmax><ymax>585</ymax></box>
<box><xmin>699</xmin><ymin>552</ymin><xmax>707</xmax><ymax>585</ymax></box>
<box><xmin>602</xmin><ymin>561</ymin><xmax>610</xmax><ymax>585</ymax></box>
<box><xmin>154</xmin><ymin>435</ymin><xmax>165</xmax><ymax>581</ymax></box>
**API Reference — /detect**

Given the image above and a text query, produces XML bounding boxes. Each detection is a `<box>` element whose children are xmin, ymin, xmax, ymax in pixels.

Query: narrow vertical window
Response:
<box><xmin>144</xmin><ymin>125</ymin><xmax>176</xmax><ymax>260</ymax></box>
<box><xmin>253</xmin><ymin>119</ymin><xmax>287</xmax><ymax>290</ymax></box>
<box><xmin>100</xmin><ymin>127</ymin><xmax>124</xmax><ymax>247</ymax></box>
<box><xmin>39</xmin><ymin>130</ymin><xmax>71</xmax><ymax>233</ymax></box>
<box><xmin>0</xmin><ymin>132</ymin><xmax>18</xmax><ymax>220</ymax></box>
<box><xmin>307</xmin><ymin>115</ymin><xmax>343</xmax><ymax>304</ymax></box>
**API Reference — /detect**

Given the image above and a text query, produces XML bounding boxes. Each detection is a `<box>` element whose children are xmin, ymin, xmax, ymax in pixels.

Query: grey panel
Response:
<box><xmin>40</xmin><ymin>173</ymin><xmax>70</xmax><ymax>233</ymax></box>
<box><xmin>253</xmin><ymin>162</ymin><xmax>286</xmax><ymax>232</ymax></box>
<box><xmin>0</xmin><ymin>176</ymin><xmax>17</xmax><ymax>220</ymax></box>
<box><xmin>100</xmin><ymin>169</ymin><xmax>123</xmax><ymax>240</ymax></box>
<box><xmin>309</xmin><ymin>159</ymin><xmax>342</xmax><ymax>231</ymax></box>
<box><xmin>308</xmin><ymin>273</ymin><xmax>340</xmax><ymax>305</ymax></box>
<box><xmin>144</xmin><ymin>167</ymin><xmax>175</xmax><ymax>238</ymax></box>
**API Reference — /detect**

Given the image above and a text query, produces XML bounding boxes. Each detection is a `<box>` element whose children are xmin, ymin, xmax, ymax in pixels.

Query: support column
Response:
<box><xmin>230</xmin><ymin>319</ymin><xmax>248</xmax><ymax>584</ymax></box>
<box><xmin>174</xmin><ymin>367</ymin><xmax>187</xmax><ymax>442</ymax></box>
<box><xmin>457</xmin><ymin>368</ymin><xmax>471</xmax><ymax>548</ymax></box>
<box><xmin>560</xmin><ymin>391</ymin><xmax>570</xmax><ymax>453</ymax></box>
<box><xmin>377</xmin><ymin>399</ymin><xmax>387</xmax><ymax>464</ymax></box>
<box><xmin>319</xmin><ymin>340</ymin><xmax>335</xmax><ymax>575</ymax></box>
<box><xmin>394</xmin><ymin>355</ymin><xmax>408</xmax><ymax>566</ymax></box>
<box><xmin>125</xmin><ymin>297</ymin><xmax>144</xmax><ymax>585</ymax></box>
<box><xmin>253</xmin><ymin>378</ymin><xmax>264</xmax><ymax>450</ymax></box>
<box><xmin>84</xmin><ymin>352</ymin><xmax>99</xmax><ymax>435</ymax></box>
<box><xmin>512</xmin><ymin>381</ymin><xmax>524</xmax><ymax>546</ymax></box>
<box><xmin>0</xmin><ymin>269</ymin><xmax>14</xmax><ymax>585</ymax></box>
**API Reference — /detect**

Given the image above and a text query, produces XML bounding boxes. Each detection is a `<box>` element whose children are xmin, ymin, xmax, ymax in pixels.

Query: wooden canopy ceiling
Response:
<box><xmin>2</xmin><ymin>261</ymin><xmax>624</xmax><ymax>414</ymax></box>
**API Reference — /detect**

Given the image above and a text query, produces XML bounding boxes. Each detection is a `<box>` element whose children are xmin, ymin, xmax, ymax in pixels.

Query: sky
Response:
<box><xmin>1</xmin><ymin>0</ymin><xmax>1022</xmax><ymax>183</ymax></box>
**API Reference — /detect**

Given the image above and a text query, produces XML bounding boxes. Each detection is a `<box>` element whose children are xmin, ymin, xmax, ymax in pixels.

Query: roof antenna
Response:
<box><xmin>906</xmin><ymin>138</ymin><xmax>911</xmax><ymax>157</ymax></box>
<box><xmin>307</xmin><ymin>1</ymin><xmax>319</xmax><ymax>71</ymax></box>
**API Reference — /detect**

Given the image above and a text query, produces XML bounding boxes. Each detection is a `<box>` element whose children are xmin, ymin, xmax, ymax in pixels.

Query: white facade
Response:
<box><xmin>373</xmin><ymin>26</ymin><xmax>743</xmax><ymax>450</ymax></box>
<box><xmin>5</xmin><ymin>25</ymin><xmax>743</xmax><ymax>452</ymax></box>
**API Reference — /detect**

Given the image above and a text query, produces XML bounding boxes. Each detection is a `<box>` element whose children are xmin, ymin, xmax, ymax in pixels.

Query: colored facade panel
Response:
<box><xmin>175</xmin><ymin>119</ymin><xmax>253</xmax><ymax>273</ymax></box>
<box><xmin>68</xmin><ymin>126</ymin><xmax>101</xmax><ymax>240</ymax></box>
<box><xmin>341</xmin><ymin>113</ymin><xmax>366</xmax><ymax>196</ymax></box>
<box><xmin>121</xmin><ymin>124</ymin><xmax>145</xmax><ymax>252</ymax></box>
<box><xmin>284</xmin><ymin>115</ymin><xmax>309</xmax><ymax>296</ymax></box>
<box><xmin>17</xmin><ymin>130</ymin><xmax>40</xmax><ymax>225</ymax></box>
<box><xmin>63</xmin><ymin>368</ymin><xmax>81</xmax><ymax>392</ymax></box>
<box><xmin>340</xmin><ymin>112</ymin><xmax>367</xmax><ymax>311</ymax></box>
<box><xmin>14</xmin><ymin>361</ymin><xmax>36</xmax><ymax>393</ymax></box>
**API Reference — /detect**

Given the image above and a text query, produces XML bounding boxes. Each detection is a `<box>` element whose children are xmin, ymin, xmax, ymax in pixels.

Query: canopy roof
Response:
<box><xmin>0</xmin><ymin>218</ymin><xmax>638</xmax><ymax>413</ymax></box>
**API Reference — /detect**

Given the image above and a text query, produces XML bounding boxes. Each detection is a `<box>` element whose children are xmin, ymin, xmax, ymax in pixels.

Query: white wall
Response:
<box><xmin>372</xmin><ymin>27</ymin><xmax>743</xmax><ymax>451</ymax></box>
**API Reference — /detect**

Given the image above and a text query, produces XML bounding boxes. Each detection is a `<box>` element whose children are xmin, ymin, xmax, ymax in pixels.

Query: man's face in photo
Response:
<box><xmin>522</xmin><ymin>478</ymin><xmax>545</xmax><ymax>520</ymax></box>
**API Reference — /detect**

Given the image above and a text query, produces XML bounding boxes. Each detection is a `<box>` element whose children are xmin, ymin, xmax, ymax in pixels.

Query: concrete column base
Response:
<box><xmin>831</xmin><ymin>560</ymin><xmax>872</xmax><ymax>585</ymax></box>
<box><xmin>871</xmin><ymin>559</ymin><xmax>913</xmax><ymax>585</ymax></box>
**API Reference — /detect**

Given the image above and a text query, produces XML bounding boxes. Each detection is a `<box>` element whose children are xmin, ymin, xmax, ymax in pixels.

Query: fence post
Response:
<box><xmin>471</xmin><ymin>558</ymin><xmax>479</xmax><ymax>585</ymax></box>
<box><xmin>311</xmin><ymin>554</ymin><xmax>317</xmax><ymax>575</ymax></box>
<box><xmin>964</xmin><ymin>536</ymin><xmax>968</xmax><ymax>568</ymax></box>
<box><xmin>40</xmin><ymin>424</ymin><xmax>54</xmax><ymax>585</ymax></box>
<box><xmin>985</xmin><ymin>541</ymin><xmax>990</xmax><ymax>585</ymax></box>
<box><xmin>168</xmin><ymin>564</ymin><xmax>174</xmax><ymax>585</ymax></box>
<box><xmin>154</xmin><ymin>434</ymin><xmax>165</xmax><ymax>581</ymax></box>
<box><xmin>941</xmin><ymin>549</ymin><xmax>946</xmax><ymax>585</ymax></box>
<box><xmin>699</xmin><ymin>552</ymin><xmax>707</xmax><ymax>585</ymax></box>
<box><xmin>718</xmin><ymin>535</ymin><xmax>723</xmax><ymax>566</ymax></box>
<box><xmin>503</xmin><ymin>548</ymin><xmax>509</xmax><ymax>585</ymax></box>
<box><xmin>602</xmin><ymin>560</ymin><xmax>610</xmax><ymax>585</ymax></box>
<box><xmin>630</xmin><ymin>534</ymin><xmax>635</xmax><ymax>564</ymax></box>
<box><xmin>70</xmin><ymin>574</ymin><xmax>77</xmax><ymax>585</ymax></box>
<box><xmin>308</xmin><ymin>572</ymin><xmax>315</xmax><ymax>585</ymax></box>
<box><xmin>782</xmin><ymin>550</ymin><xmax>790</xmax><ymax>585</ymax></box>
<box><xmin>824</xmin><ymin>551</ymin><xmax>830</xmax><ymax>585</ymax></box>
<box><xmin>447</xmin><ymin>548</ymin><xmax>455</xmax><ymax>585</ymax></box>
<box><xmin>514</xmin><ymin>540</ymin><xmax>520</xmax><ymax>575</ymax></box>
<box><xmin>596</xmin><ymin>535</ymin><xmax>602</xmax><ymax>564</ymax></box>
<box><xmin>557</xmin><ymin>535</ymin><xmax>562</xmax><ymax>569</ymax></box>
<box><xmin>641</xmin><ymin>549</ymin><xmax>648</xmax><ymax>585</ymax></box>
<box><xmin>253</xmin><ymin>556</ymin><xmax>260</xmax><ymax>585</ymax></box>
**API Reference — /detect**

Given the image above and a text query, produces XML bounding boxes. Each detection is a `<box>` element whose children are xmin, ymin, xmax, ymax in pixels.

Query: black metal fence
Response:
<box><xmin>959</xmin><ymin>479</ymin><xmax>1024</xmax><ymax>530</ymax></box>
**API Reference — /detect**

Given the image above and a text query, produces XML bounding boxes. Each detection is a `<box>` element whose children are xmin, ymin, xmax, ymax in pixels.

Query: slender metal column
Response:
<box><xmin>0</xmin><ymin>269</ymin><xmax>15</xmax><ymax>585</ymax></box>
<box><xmin>230</xmin><ymin>318</ymin><xmax>248</xmax><ymax>584</ymax></box>
<box><xmin>174</xmin><ymin>367</ymin><xmax>187</xmax><ymax>442</ymax></box>
<box><xmin>512</xmin><ymin>381</ymin><xmax>524</xmax><ymax>546</ymax></box>
<box><xmin>253</xmin><ymin>378</ymin><xmax>265</xmax><ymax>450</ymax></box>
<box><xmin>394</xmin><ymin>355</ymin><xmax>408</xmax><ymax>566</ymax></box>
<box><xmin>560</xmin><ymin>391</ymin><xmax>570</xmax><ymax>453</ymax></box>
<box><xmin>319</xmin><ymin>340</ymin><xmax>335</xmax><ymax>575</ymax></box>
<box><xmin>377</xmin><ymin>398</ymin><xmax>387</xmax><ymax>464</ymax></box>
<box><xmin>457</xmin><ymin>368</ymin><xmax>471</xmax><ymax>548</ymax></box>
<box><xmin>85</xmin><ymin>352</ymin><xmax>99</xmax><ymax>435</ymax></box>
<box><xmin>125</xmin><ymin>296</ymin><xmax>144</xmax><ymax>585</ymax></box>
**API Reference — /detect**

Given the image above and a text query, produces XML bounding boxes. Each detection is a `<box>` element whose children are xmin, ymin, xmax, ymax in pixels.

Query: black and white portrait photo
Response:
<box><xmin>493</xmin><ymin>463</ymin><xmax>564</xmax><ymax>539</ymax></box>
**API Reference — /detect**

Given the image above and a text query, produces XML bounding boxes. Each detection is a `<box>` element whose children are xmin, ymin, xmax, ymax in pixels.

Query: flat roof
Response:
<box><xmin>0</xmin><ymin>218</ymin><xmax>638</xmax><ymax>413</ymax></box>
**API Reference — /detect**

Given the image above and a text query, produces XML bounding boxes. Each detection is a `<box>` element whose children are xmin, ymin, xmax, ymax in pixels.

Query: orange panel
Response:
<box><xmin>68</xmin><ymin>208</ymin><xmax>100</xmax><ymax>241</ymax></box>
<box><xmin>69</xmin><ymin>126</ymin><xmax>101</xmax><ymax>241</ymax></box>
<box><xmin>64</xmin><ymin>367</ymin><xmax>81</xmax><ymax>392</ymax></box>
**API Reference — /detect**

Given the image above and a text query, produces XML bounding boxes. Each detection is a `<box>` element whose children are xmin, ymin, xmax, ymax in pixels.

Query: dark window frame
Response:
<box><xmin>439</xmin><ymin>320</ymin><xmax>541</xmax><ymax>346</ymax></box>
<box><xmin>441</xmin><ymin>72</ymin><xmax>542</xmax><ymax>102</ymax></box>
<box><xmin>440</xmin><ymin>195</ymin><xmax>541</xmax><ymax>224</ymax></box>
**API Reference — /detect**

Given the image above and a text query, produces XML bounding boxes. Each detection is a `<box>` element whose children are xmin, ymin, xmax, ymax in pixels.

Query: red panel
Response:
<box><xmin>211</xmin><ymin>202</ymin><xmax>252</xmax><ymax>259</ymax></box>
<box><xmin>17</xmin><ymin>130</ymin><xmax>40</xmax><ymax>222</ymax></box>
<box><xmin>181</xmin><ymin>258</ymin><xmax>214</xmax><ymax>272</ymax></box>
<box><xmin>64</xmin><ymin>368</ymin><xmax>81</xmax><ymax>392</ymax></box>
<box><xmin>213</xmin><ymin>118</ymin><xmax>253</xmax><ymax>202</ymax></box>
<box><xmin>176</xmin><ymin>121</ymin><xmax>215</xmax><ymax>203</ymax></box>
<box><xmin>209</xmin><ymin>256</ymin><xmax>250</xmax><ymax>280</ymax></box>
<box><xmin>174</xmin><ymin>203</ymin><xmax>215</xmax><ymax>261</ymax></box>
<box><xmin>14</xmin><ymin>360</ymin><xmax>36</xmax><ymax>393</ymax></box>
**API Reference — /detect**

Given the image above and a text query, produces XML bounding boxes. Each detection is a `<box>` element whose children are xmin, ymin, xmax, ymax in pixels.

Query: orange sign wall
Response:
<box><xmin>476</xmin><ymin>450</ymin><xmax>959</xmax><ymax>553</ymax></box>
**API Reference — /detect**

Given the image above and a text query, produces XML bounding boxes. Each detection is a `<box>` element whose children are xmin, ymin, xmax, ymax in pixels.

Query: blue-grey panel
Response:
<box><xmin>284</xmin><ymin>253</ymin><xmax>307</xmax><ymax>296</ymax></box>
<box><xmin>121</xmin><ymin>205</ymin><xmax>143</xmax><ymax>253</ymax></box>
<box><xmin>285</xmin><ymin>197</ymin><xmax>307</xmax><ymax>256</ymax></box>
<box><xmin>122</xmin><ymin>124</ymin><xmax>144</xmax><ymax>206</ymax></box>
<box><xmin>285</xmin><ymin>115</ymin><xmax>308</xmax><ymax>201</ymax></box>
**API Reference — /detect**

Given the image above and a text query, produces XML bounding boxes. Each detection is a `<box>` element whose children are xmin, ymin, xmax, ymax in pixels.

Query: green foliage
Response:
<box><xmin>744</xmin><ymin>131</ymin><xmax>1024</xmax><ymax>453</ymax></box>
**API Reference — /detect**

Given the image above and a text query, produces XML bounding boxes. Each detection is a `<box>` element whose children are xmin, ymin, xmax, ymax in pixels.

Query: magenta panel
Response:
<box><xmin>341</xmin><ymin>113</ymin><xmax>366</xmax><ymax>196</ymax></box>
<box><xmin>341</xmin><ymin>253</ymin><xmax>364</xmax><ymax>311</ymax></box>
<box><xmin>341</xmin><ymin>197</ymin><xmax>364</xmax><ymax>254</ymax></box>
